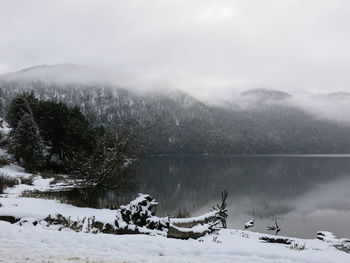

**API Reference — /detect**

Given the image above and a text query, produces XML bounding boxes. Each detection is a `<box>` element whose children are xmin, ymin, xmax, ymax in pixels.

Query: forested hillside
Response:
<box><xmin>2</xmin><ymin>65</ymin><xmax>350</xmax><ymax>154</ymax></box>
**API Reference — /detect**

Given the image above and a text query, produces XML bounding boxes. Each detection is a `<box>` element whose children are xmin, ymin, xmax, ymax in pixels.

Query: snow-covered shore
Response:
<box><xmin>0</xmin><ymin>157</ymin><xmax>349</xmax><ymax>262</ymax></box>
<box><xmin>1</xmin><ymin>220</ymin><xmax>349</xmax><ymax>263</ymax></box>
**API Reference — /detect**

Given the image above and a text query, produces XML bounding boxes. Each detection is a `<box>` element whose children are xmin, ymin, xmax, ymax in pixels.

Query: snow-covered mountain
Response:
<box><xmin>2</xmin><ymin>65</ymin><xmax>350</xmax><ymax>154</ymax></box>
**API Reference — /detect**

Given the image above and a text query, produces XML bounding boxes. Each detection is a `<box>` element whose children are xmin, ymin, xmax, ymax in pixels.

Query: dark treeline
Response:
<box><xmin>1</xmin><ymin>93</ymin><xmax>139</xmax><ymax>201</ymax></box>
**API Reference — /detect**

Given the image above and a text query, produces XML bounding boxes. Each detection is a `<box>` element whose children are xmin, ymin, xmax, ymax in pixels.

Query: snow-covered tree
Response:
<box><xmin>67</xmin><ymin>129</ymin><xmax>140</xmax><ymax>205</ymax></box>
<box><xmin>76</xmin><ymin>129</ymin><xmax>138</xmax><ymax>187</ymax></box>
<box><xmin>9</xmin><ymin>112</ymin><xmax>44</xmax><ymax>171</ymax></box>
<box><xmin>6</xmin><ymin>93</ymin><xmax>37</xmax><ymax>129</ymax></box>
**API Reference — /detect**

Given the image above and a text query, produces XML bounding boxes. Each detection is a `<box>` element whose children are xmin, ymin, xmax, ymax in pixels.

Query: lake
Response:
<box><xmin>101</xmin><ymin>155</ymin><xmax>350</xmax><ymax>239</ymax></box>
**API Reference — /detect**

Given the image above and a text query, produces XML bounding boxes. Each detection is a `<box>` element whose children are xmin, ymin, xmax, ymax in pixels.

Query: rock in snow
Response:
<box><xmin>244</xmin><ymin>219</ymin><xmax>255</xmax><ymax>229</ymax></box>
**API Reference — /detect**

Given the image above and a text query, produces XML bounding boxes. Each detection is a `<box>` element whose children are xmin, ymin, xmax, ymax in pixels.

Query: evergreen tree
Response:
<box><xmin>10</xmin><ymin>112</ymin><xmax>44</xmax><ymax>171</ymax></box>
<box><xmin>35</xmin><ymin>101</ymin><xmax>96</xmax><ymax>165</ymax></box>
<box><xmin>6</xmin><ymin>93</ymin><xmax>38</xmax><ymax>129</ymax></box>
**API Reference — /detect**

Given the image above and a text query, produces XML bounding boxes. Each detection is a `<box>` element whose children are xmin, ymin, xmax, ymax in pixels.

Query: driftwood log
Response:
<box><xmin>12</xmin><ymin>191</ymin><xmax>228</xmax><ymax>240</ymax></box>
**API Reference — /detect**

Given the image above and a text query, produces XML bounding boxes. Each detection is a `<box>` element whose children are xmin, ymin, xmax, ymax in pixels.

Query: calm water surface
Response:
<box><xmin>102</xmin><ymin>155</ymin><xmax>350</xmax><ymax>239</ymax></box>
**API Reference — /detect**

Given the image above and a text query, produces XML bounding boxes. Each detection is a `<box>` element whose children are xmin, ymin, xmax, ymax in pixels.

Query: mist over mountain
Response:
<box><xmin>2</xmin><ymin>64</ymin><xmax>350</xmax><ymax>154</ymax></box>
<box><xmin>241</xmin><ymin>89</ymin><xmax>292</xmax><ymax>100</ymax></box>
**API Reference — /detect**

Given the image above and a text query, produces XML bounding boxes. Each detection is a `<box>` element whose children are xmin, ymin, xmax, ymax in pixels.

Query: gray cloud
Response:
<box><xmin>1</xmin><ymin>0</ymin><xmax>350</xmax><ymax>97</ymax></box>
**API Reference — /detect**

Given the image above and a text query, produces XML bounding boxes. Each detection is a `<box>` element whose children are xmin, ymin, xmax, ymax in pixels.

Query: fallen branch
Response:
<box><xmin>170</xmin><ymin>189</ymin><xmax>228</xmax><ymax>230</ymax></box>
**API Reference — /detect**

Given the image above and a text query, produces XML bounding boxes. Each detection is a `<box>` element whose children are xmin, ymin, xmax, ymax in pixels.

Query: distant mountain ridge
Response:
<box><xmin>2</xmin><ymin>65</ymin><xmax>350</xmax><ymax>154</ymax></box>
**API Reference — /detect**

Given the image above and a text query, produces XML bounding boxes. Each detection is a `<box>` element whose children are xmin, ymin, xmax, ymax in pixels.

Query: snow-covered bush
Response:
<box><xmin>0</xmin><ymin>155</ymin><xmax>11</xmax><ymax>167</ymax></box>
<box><xmin>0</xmin><ymin>117</ymin><xmax>11</xmax><ymax>146</ymax></box>
<box><xmin>0</xmin><ymin>173</ymin><xmax>18</xmax><ymax>194</ymax></box>
<box><xmin>69</xmin><ymin>129</ymin><xmax>139</xmax><ymax>190</ymax></box>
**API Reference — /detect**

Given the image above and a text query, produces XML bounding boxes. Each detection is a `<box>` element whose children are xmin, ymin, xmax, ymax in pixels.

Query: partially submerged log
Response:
<box><xmin>10</xmin><ymin>191</ymin><xmax>228</xmax><ymax>240</ymax></box>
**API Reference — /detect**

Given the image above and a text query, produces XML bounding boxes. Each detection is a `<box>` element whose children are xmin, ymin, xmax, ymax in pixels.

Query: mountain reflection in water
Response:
<box><xmin>100</xmin><ymin>155</ymin><xmax>350</xmax><ymax>238</ymax></box>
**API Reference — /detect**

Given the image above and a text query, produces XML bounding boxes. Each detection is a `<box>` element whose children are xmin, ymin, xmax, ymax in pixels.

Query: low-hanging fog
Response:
<box><xmin>1</xmin><ymin>1</ymin><xmax>350</xmax><ymax>90</ymax></box>
<box><xmin>1</xmin><ymin>0</ymin><xmax>350</xmax><ymax>124</ymax></box>
<box><xmin>3</xmin><ymin>63</ymin><xmax>350</xmax><ymax>126</ymax></box>
<box><xmin>209</xmin><ymin>89</ymin><xmax>350</xmax><ymax>125</ymax></box>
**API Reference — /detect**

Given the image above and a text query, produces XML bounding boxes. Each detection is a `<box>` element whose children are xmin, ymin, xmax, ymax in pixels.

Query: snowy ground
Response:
<box><xmin>0</xmin><ymin>155</ymin><xmax>349</xmax><ymax>262</ymax></box>
<box><xmin>1</xmin><ymin>221</ymin><xmax>349</xmax><ymax>263</ymax></box>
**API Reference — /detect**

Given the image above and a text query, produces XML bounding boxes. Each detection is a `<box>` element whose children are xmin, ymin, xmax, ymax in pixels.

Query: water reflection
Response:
<box><xmin>101</xmin><ymin>155</ymin><xmax>350</xmax><ymax>238</ymax></box>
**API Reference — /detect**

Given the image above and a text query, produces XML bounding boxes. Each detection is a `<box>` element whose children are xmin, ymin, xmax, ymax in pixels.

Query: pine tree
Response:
<box><xmin>10</xmin><ymin>112</ymin><xmax>44</xmax><ymax>172</ymax></box>
<box><xmin>34</xmin><ymin>101</ymin><xmax>96</xmax><ymax>163</ymax></box>
<box><xmin>6</xmin><ymin>93</ymin><xmax>38</xmax><ymax>129</ymax></box>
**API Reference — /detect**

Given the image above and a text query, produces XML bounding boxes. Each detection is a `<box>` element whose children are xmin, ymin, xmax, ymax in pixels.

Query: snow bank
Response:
<box><xmin>0</xmin><ymin>221</ymin><xmax>349</xmax><ymax>263</ymax></box>
<box><xmin>0</xmin><ymin>197</ymin><xmax>117</xmax><ymax>223</ymax></box>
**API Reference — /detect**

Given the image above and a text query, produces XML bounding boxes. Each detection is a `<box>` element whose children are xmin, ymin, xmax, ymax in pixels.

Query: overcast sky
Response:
<box><xmin>1</xmin><ymin>0</ymin><xmax>350</xmax><ymax>97</ymax></box>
